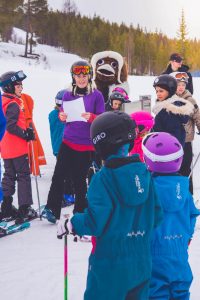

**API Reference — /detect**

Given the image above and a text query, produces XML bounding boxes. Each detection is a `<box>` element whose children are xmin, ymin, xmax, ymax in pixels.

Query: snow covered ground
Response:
<box><xmin>0</xmin><ymin>37</ymin><xmax>200</xmax><ymax>299</ymax></box>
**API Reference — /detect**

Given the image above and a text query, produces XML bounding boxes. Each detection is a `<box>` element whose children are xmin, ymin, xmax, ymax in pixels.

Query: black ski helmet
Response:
<box><xmin>0</xmin><ymin>70</ymin><xmax>27</xmax><ymax>94</ymax></box>
<box><xmin>153</xmin><ymin>74</ymin><xmax>177</xmax><ymax>98</ymax></box>
<box><xmin>90</xmin><ymin>111</ymin><xmax>136</xmax><ymax>159</ymax></box>
<box><xmin>70</xmin><ymin>60</ymin><xmax>93</xmax><ymax>83</ymax></box>
<box><xmin>109</xmin><ymin>91</ymin><xmax>126</xmax><ymax>106</ymax></box>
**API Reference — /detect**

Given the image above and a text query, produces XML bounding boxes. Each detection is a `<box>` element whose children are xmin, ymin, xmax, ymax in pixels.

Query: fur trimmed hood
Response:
<box><xmin>153</xmin><ymin>95</ymin><xmax>194</xmax><ymax>116</ymax></box>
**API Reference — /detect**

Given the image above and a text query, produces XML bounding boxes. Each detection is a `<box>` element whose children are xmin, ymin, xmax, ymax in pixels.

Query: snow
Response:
<box><xmin>0</xmin><ymin>37</ymin><xmax>200</xmax><ymax>300</ymax></box>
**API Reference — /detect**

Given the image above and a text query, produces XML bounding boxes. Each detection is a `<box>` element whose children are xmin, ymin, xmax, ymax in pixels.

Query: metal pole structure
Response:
<box><xmin>189</xmin><ymin>151</ymin><xmax>200</xmax><ymax>179</ymax></box>
<box><xmin>30</xmin><ymin>139</ymin><xmax>42</xmax><ymax>220</ymax></box>
<box><xmin>64</xmin><ymin>234</ymin><xmax>68</xmax><ymax>300</ymax></box>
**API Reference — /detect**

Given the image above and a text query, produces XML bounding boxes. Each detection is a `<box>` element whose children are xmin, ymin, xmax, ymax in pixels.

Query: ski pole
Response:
<box><xmin>64</xmin><ymin>234</ymin><xmax>68</xmax><ymax>300</ymax></box>
<box><xmin>189</xmin><ymin>151</ymin><xmax>200</xmax><ymax>179</ymax></box>
<box><xmin>29</xmin><ymin>137</ymin><xmax>42</xmax><ymax>220</ymax></box>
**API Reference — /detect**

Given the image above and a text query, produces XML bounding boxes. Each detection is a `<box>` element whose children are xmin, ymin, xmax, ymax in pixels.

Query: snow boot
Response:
<box><xmin>41</xmin><ymin>207</ymin><xmax>57</xmax><ymax>224</ymax></box>
<box><xmin>15</xmin><ymin>205</ymin><xmax>37</xmax><ymax>224</ymax></box>
<box><xmin>0</xmin><ymin>196</ymin><xmax>18</xmax><ymax>221</ymax></box>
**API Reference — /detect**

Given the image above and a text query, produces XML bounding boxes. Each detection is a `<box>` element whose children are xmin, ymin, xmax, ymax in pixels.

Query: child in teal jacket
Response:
<box><xmin>57</xmin><ymin>111</ymin><xmax>163</xmax><ymax>300</ymax></box>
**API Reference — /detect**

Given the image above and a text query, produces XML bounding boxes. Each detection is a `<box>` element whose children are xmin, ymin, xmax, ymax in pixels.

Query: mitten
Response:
<box><xmin>24</xmin><ymin>127</ymin><xmax>35</xmax><ymax>141</ymax></box>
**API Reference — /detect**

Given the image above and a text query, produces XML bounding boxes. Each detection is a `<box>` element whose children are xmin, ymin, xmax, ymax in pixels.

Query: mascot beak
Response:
<box><xmin>97</xmin><ymin>64</ymin><xmax>115</xmax><ymax>77</ymax></box>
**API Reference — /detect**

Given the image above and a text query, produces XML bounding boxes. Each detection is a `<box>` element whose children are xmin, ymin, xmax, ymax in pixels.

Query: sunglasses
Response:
<box><xmin>175</xmin><ymin>72</ymin><xmax>189</xmax><ymax>80</ymax></box>
<box><xmin>72</xmin><ymin>65</ymin><xmax>91</xmax><ymax>75</ymax></box>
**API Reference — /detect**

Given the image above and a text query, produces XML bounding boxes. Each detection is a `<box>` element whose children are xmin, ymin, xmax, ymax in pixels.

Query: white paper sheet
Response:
<box><xmin>63</xmin><ymin>97</ymin><xmax>87</xmax><ymax>122</ymax></box>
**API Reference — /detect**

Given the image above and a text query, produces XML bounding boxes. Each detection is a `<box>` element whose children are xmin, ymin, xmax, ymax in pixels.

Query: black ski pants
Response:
<box><xmin>180</xmin><ymin>142</ymin><xmax>193</xmax><ymax>194</ymax></box>
<box><xmin>2</xmin><ymin>154</ymin><xmax>33</xmax><ymax>207</ymax></box>
<box><xmin>46</xmin><ymin>143</ymin><xmax>92</xmax><ymax>219</ymax></box>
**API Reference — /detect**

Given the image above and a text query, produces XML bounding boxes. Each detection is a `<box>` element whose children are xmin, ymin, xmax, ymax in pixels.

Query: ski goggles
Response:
<box><xmin>71</xmin><ymin>65</ymin><xmax>91</xmax><ymax>75</ymax></box>
<box><xmin>174</xmin><ymin>72</ymin><xmax>189</xmax><ymax>81</ymax></box>
<box><xmin>112</xmin><ymin>87</ymin><xmax>129</xmax><ymax>100</ymax></box>
<box><xmin>0</xmin><ymin>70</ymin><xmax>27</xmax><ymax>87</ymax></box>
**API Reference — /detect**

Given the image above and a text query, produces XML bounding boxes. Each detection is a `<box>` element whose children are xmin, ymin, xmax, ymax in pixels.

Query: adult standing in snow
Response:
<box><xmin>0</xmin><ymin>90</ymin><xmax>6</xmax><ymax>203</ymax></box>
<box><xmin>42</xmin><ymin>60</ymin><xmax>105</xmax><ymax>223</ymax></box>
<box><xmin>162</xmin><ymin>53</ymin><xmax>193</xmax><ymax>94</ymax></box>
<box><xmin>0</xmin><ymin>71</ymin><xmax>37</xmax><ymax>224</ymax></box>
<box><xmin>152</xmin><ymin>74</ymin><xmax>194</xmax><ymax>146</ymax></box>
<box><xmin>170</xmin><ymin>71</ymin><xmax>200</xmax><ymax>194</ymax></box>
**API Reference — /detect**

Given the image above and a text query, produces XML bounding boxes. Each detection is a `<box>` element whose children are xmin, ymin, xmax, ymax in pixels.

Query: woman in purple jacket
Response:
<box><xmin>43</xmin><ymin>61</ymin><xmax>105</xmax><ymax>223</ymax></box>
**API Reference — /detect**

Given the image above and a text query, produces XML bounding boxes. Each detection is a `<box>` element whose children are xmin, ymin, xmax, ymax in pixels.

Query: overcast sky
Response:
<box><xmin>48</xmin><ymin>0</ymin><xmax>200</xmax><ymax>39</ymax></box>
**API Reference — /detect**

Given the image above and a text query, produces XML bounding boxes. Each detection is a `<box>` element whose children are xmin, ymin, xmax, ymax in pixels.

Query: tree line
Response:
<box><xmin>1</xmin><ymin>0</ymin><xmax>200</xmax><ymax>75</ymax></box>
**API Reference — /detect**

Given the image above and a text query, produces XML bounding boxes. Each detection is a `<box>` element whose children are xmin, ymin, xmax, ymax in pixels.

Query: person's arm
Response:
<box><xmin>6</xmin><ymin>102</ymin><xmax>27</xmax><ymax>139</ymax></box>
<box><xmin>187</xmin><ymin>73</ymin><xmax>193</xmax><ymax>95</ymax></box>
<box><xmin>192</xmin><ymin>102</ymin><xmax>200</xmax><ymax>133</ymax></box>
<box><xmin>71</xmin><ymin>173</ymin><xmax>113</xmax><ymax>236</ymax></box>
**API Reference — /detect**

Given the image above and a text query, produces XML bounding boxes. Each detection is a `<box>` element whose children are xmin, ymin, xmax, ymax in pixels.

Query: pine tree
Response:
<box><xmin>22</xmin><ymin>0</ymin><xmax>48</xmax><ymax>56</ymax></box>
<box><xmin>176</xmin><ymin>9</ymin><xmax>189</xmax><ymax>62</ymax></box>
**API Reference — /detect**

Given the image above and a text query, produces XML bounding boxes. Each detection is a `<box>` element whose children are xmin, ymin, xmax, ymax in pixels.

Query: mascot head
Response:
<box><xmin>91</xmin><ymin>51</ymin><xmax>128</xmax><ymax>84</ymax></box>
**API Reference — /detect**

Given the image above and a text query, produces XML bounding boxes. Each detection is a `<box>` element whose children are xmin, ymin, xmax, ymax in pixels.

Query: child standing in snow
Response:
<box><xmin>130</xmin><ymin>110</ymin><xmax>154</xmax><ymax>161</ymax></box>
<box><xmin>48</xmin><ymin>89</ymin><xmax>74</xmax><ymax>206</ymax></box>
<box><xmin>142</xmin><ymin>131</ymin><xmax>200</xmax><ymax>299</ymax></box>
<box><xmin>0</xmin><ymin>71</ymin><xmax>36</xmax><ymax>224</ymax></box>
<box><xmin>152</xmin><ymin>74</ymin><xmax>194</xmax><ymax>146</ymax></box>
<box><xmin>48</xmin><ymin>89</ymin><xmax>66</xmax><ymax>157</ymax></box>
<box><xmin>42</xmin><ymin>60</ymin><xmax>105</xmax><ymax>223</ymax></box>
<box><xmin>57</xmin><ymin>111</ymin><xmax>163</xmax><ymax>300</ymax></box>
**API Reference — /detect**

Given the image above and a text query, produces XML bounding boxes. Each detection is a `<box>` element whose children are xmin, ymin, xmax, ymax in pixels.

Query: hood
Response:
<box><xmin>2</xmin><ymin>93</ymin><xmax>16</xmax><ymax>109</ymax></box>
<box><xmin>153</xmin><ymin>175</ymin><xmax>189</xmax><ymax>212</ymax></box>
<box><xmin>104</xmin><ymin>158</ymin><xmax>150</xmax><ymax>206</ymax></box>
<box><xmin>153</xmin><ymin>95</ymin><xmax>194</xmax><ymax>116</ymax></box>
<box><xmin>179</xmin><ymin>64</ymin><xmax>189</xmax><ymax>72</ymax></box>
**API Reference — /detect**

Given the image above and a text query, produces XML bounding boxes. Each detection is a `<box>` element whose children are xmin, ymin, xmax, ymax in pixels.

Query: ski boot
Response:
<box><xmin>15</xmin><ymin>205</ymin><xmax>37</xmax><ymax>224</ymax></box>
<box><xmin>41</xmin><ymin>207</ymin><xmax>57</xmax><ymax>224</ymax></box>
<box><xmin>0</xmin><ymin>196</ymin><xmax>18</xmax><ymax>222</ymax></box>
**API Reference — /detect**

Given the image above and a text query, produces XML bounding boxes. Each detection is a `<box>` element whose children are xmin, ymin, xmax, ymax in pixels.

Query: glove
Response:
<box><xmin>24</xmin><ymin>127</ymin><xmax>35</xmax><ymax>141</ymax></box>
<box><xmin>57</xmin><ymin>218</ymin><xmax>73</xmax><ymax>239</ymax></box>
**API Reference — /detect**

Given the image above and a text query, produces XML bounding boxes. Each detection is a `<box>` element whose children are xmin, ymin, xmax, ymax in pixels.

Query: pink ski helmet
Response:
<box><xmin>142</xmin><ymin>132</ymin><xmax>184</xmax><ymax>173</ymax></box>
<box><xmin>112</xmin><ymin>87</ymin><xmax>131</xmax><ymax>102</ymax></box>
<box><xmin>130</xmin><ymin>111</ymin><xmax>154</xmax><ymax>134</ymax></box>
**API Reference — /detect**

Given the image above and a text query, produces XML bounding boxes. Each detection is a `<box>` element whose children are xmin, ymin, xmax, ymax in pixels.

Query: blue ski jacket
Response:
<box><xmin>149</xmin><ymin>173</ymin><xmax>200</xmax><ymax>299</ymax></box>
<box><xmin>71</xmin><ymin>155</ymin><xmax>163</xmax><ymax>300</ymax></box>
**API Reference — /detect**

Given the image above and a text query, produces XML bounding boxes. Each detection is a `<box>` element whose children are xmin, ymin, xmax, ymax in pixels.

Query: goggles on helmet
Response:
<box><xmin>0</xmin><ymin>70</ymin><xmax>26</xmax><ymax>87</ymax></box>
<box><xmin>112</xmin><ymin>87</ymin><xmax>129</xmax><ymax>100</ymax></box>
<box><xmin>174</xmin><ymin>72</ymin><xmax>189</xmax><ymax>81</ymax></box>
<box><xmin>71</xmin><ymin>65</ymin><xmax>91</xmax><ymax>76</ymax></box>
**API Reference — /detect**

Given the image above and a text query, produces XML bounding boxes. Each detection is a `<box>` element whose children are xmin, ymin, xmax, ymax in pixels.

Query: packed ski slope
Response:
<box><xmin>0</xmin><ymin>39</ymin><xmax>200</xmax><ymax>299</ymax></box>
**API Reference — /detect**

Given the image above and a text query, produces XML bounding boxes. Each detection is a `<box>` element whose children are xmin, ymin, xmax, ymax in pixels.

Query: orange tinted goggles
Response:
<box><xmin>72</xmin><ymin>65</ymin><xmax>91</xmax><ymax>75</ymax></box>
<box><xmin>175</xmin><ymin>72</ymin><xmax>189</xmax><ymax>80</ymax></box>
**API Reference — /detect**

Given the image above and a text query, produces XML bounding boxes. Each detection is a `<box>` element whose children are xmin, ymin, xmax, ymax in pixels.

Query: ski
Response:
<box><xmin>0</xmin><ymin>221</ymin><xmax>30</xmax><ymax>238</ymax></box>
